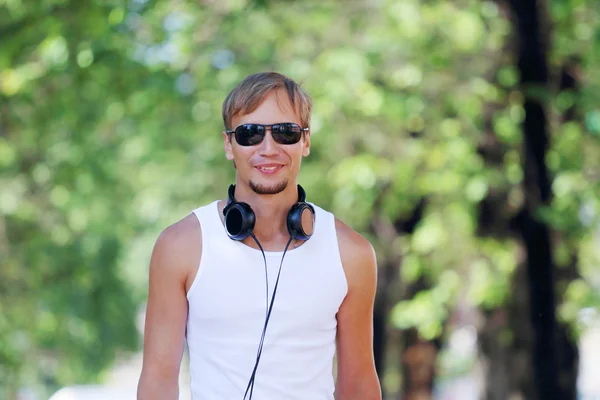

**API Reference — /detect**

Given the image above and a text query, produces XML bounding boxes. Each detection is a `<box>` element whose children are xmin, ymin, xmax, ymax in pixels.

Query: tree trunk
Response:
<box><xmin>399</xmin><ymin>277</ymin><xmax>440</xmax><ymax>400</ymax></box>
<box><xmin>373</xmin><ymin>258</ymin><xmax>399</xmax><ymax>399</ymax></box>
<box><xmin>477</xmin><ymin>1</ymin><xmax>578</xmax><ymax>399</ymax></box>
<box><xmin>551</xmin><ymin>57</ymin><xmax>582</xmax><ymax>400</ymax></box>
<box><xmin>506</xmin><ymin>0</ymin><xmax>564</xmax><ymax>398</ymax></box>
<box><xmin>475</xmin><ymin>5</ymin><xmax>527</xmax><ymax>395</ymax></box>
<box><xmin>369</xmin><ymin>185</ymin><xmax>432</xmax><ymax>399</ymax></box>
<box><xmin>369</xmin><ymin>184</ymin><xmax>401</xmax><ymax>398</ymax></box>
<box><xmin>389</xmin><ymin>200</ymin><xmax>439</xmax><ymax>400</ymax></box>
<box><xmin>479</xmin><ymin>258</ymin><xmax>535</xmax><ymax>399</ymax></box>
<box><xmin>373</xmin><ymin>292</ymin><xmax>387</xmax><ymax>380</ymax></box>
<box><xmin>401</xmin><ymin>329</ymin><xmax>439</xmax><ymax>400</ymax></box>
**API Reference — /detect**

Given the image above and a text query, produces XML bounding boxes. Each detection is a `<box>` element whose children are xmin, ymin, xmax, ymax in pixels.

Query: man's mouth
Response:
<box><xmin>255</xmin><ymin>164</ymin><xmax>284</xmax><ymax>174</ymax></box>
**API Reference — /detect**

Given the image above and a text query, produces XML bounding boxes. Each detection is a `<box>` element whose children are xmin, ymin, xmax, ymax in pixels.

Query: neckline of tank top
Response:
<box><xmin>209</xmin><ymin>200</ymin><xmax>316</xmax><ymax>258</ymax></box>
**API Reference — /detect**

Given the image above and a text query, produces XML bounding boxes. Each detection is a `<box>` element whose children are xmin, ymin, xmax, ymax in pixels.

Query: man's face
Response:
<box><xmin>223</xmin><ymin>89</ymin><xmax>310</xmax><ymax>195</ymax></box>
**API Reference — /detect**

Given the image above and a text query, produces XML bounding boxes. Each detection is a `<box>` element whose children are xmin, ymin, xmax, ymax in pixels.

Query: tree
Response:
<box><xmin>2</xmin><ymin>1</ymin><xmax>599</xmax><ymax>398</ymax></box>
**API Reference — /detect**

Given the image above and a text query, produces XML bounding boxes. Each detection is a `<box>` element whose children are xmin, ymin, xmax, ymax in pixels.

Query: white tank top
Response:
<box><xmin>186</xmin><ymin>201</ymin><xmax>348</xmax><ymax>400</ymax></box>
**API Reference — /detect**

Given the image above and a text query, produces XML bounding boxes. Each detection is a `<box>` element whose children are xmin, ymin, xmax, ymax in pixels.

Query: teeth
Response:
<box><xmin>259</xmin><ymin>166</ymin><xmax>277</xmax><ymax>171</ymax></box>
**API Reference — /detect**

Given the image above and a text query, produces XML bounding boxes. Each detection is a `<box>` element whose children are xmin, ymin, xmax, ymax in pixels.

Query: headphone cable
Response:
<box><xmin>243</xmin><ymin>235</ymin><xmax>294</xmax><ymax>400</ymax></box>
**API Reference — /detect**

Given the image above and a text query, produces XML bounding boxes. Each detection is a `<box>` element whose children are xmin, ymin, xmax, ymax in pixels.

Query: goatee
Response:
<box><xmin>250</xmin><ymin>180</ymin><xmax>288</xmax><ymax>195</ymax></box>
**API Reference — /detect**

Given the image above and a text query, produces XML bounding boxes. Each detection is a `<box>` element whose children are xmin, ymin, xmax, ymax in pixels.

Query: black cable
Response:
<box><xmin>243</xmin><ymin>236</ymin><xmax>294</xmax><ymax>400</ymax></box>
<box><xmin>249</xmin><ymin>233</ymin><xmax>269</xmax><ymax>321</ymax></box>
<box><xmin>246</xmin><ymin>233</ymin><xmax>269</xmax><ymax>397</ymax></box>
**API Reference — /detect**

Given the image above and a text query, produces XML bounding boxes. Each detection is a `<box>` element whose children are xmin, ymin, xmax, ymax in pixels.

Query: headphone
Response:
<box><xmin>223</xmin><ymin>184</ymin><xmax>315</xmax><ymax>242</ymax></box>
<box><xmin>222</xmin><ymin>184</ymin><xmax>315</xmax><ymax>400</ymax></box>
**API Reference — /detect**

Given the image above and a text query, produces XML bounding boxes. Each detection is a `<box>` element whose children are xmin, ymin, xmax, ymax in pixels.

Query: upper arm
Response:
<box><xmin>335</xmin><ymin>219</ymin><xmax>381</xmax><ymax>399</ymax></box>
<box><xmin>139</xmin><ymin>215</ymin><xmax>201</xmax><ymax>383</ymax></box>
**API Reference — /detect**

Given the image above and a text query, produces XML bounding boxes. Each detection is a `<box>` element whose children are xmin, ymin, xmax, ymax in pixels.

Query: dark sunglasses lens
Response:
<box><xmin>235</xmin><ymin>125</ymin><xmax>265</xmax><ymax>146</ymax></box>
<box><xmin>272</xmin><ymin>123</ymin><xmax>303</xmax><ymax>144</ymax></box>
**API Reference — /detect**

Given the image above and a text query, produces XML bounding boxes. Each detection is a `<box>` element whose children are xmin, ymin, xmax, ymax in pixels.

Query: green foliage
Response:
<box><xmin>2</xmin><ymin>0</ymin><xmax>600</xmax><ymax>397</ymax></box>
<box><xmin>391</xmin><ymin>270</ymin><xmax>461</xmax><ymax>339</ymax></box>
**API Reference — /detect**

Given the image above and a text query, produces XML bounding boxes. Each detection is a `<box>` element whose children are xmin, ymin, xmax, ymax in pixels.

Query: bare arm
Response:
<box><xmin>138</xmin><ymin>215</ymin><xmax>200</xmax><ymax>400</ymax></box>
<box><xmin>334</xmin><ymin>219</ymin><xmax>382</xmax><ymax>400</ymax></box>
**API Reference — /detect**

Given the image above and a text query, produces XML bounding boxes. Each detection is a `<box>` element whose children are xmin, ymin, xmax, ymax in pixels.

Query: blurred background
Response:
<box><xmin>1</xmin><ymin>0</ymin><xmax>600</xmax><ymax>399</ymax></box>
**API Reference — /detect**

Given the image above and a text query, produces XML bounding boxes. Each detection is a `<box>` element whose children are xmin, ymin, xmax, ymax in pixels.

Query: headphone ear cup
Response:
<box><xmin>287</xmin><ymin>202</ymin><xmax>315</xmax><ymax>241</ymax></box>
<box><xmin>225</xmin><ymin>202</ymin><xmax>255</xmax><ymax>241</ymax></box>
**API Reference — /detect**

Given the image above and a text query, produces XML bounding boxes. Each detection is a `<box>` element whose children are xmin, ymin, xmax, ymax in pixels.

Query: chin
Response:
<box><xmin>249</xmin><ymin>180</ymin><xmax>288</xmax><ymax>195</ymax></box>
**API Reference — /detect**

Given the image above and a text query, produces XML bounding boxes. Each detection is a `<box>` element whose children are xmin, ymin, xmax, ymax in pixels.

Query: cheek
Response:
<box><xmin>232</xmin><ymin>147</ymin><xmax>255</xmax><ymax>165</ymax></box>
<box><xmin>291</xmin><ymin>150</ymin><xmax>305</xmax><ymax>166</ymax></box>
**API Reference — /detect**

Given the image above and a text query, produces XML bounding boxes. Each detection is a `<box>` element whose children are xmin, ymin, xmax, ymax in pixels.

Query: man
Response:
<box><xmin>137</xmin><ymin>72</ymin><xmax>381</xmax><ymax>400</ymax></box>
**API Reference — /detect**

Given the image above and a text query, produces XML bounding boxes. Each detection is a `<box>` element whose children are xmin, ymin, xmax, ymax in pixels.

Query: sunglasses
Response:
<box><xmin>225</xmin><ymin>123</ymin><xmax>308</xmax><ymax>146</ymax></box>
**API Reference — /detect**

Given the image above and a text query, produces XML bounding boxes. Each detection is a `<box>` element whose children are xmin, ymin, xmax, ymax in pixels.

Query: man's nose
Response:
<box><xmin>258</xmin><ymin>129</ymin><xmax>279</xmax><ymax>155</ymax></box>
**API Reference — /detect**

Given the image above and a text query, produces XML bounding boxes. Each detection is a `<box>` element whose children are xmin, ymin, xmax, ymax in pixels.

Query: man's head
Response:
<box><xmin>222</xmin><ymin>72</ymin><xmax>313</xmax><ymax>195</ymax></box>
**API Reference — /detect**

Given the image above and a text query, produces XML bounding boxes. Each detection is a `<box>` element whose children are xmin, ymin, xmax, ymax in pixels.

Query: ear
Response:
<box><xmin>223</xmin><ymin>131</ymin><xmax>234</xmax><ymax>161</ymax></box>
<box><xmin>302</xmin><ymin>130</ymin><xmax>311</xmax><ymax>157</ymax></box>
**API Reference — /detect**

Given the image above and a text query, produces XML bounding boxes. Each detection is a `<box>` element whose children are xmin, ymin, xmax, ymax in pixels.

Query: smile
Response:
<box><xmin>255</xmin><ymin>165</ymin><xmax>283</xmax><ymax>174</ymax></box>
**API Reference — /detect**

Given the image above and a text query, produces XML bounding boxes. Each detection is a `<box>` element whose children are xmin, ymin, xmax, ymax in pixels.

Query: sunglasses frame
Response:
<box><xmin>225</xmin><ymin>123</ymin><xmax>309</xmax><ymax>146</ymax></box>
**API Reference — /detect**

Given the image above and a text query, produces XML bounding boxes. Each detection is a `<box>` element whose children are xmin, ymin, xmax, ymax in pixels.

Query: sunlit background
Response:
<box><xmin>1</xmin><ymin>0</ymin><xmax>600</xmax><ymax>399</ymax></box>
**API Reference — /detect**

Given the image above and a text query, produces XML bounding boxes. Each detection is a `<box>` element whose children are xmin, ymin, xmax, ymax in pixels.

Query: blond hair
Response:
<box><xmin>222</xmin><ymin>72</ymin><xmax>312</xmax><ymax>130</ymax></box>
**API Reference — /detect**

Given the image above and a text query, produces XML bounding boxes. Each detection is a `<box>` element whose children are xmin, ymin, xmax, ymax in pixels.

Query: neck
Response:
<box><xmin>232</xmin><ymin>181</ymin><xmax>299</xmax><ymax>243</ymax></box>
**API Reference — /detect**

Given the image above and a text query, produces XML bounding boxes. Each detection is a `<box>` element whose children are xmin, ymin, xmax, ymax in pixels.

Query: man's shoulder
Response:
<box><xmin>152</xmin><ymin>213</ymin><xmax>202</xmax><ymax>270</ymax></box>
<box><xmin>160</xmin><ymin>199</ymin><xmax>221</xmax><ymax>243</ymax></box>
<box><xmin>331</xmin><ymin>217</ymin><xmax>377</xmax><ymax>293</ymax></box>
<box><xmin>333</xmin><ymin>217</ymin><xmax>376</xmax><ymax>269</ymax></box>
<box><xmin>310</xmin><ymin>203</ymin><xmax>373</xmax><ymax>254</ymax></box>
<box><xmin>333</xmin><ymin>217</ymin><xmax>374</xmax><ymax>254</ymax></box>
<box><xmin>162</xmin><ymin>213</ymin><xmax>200</xmax><ymax>242</ymax></box>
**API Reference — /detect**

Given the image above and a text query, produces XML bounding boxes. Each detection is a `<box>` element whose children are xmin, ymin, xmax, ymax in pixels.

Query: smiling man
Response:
<box><xmin>137</xmin><ymin>72</ymin><xmax>381</xmax><ymax>400</ymax></box>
